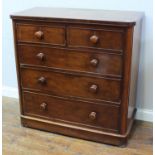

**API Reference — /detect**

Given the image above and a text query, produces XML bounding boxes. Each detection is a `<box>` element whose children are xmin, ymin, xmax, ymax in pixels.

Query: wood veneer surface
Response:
<box><xmin>2</xmin><ymin>97</ymin><xmax>153</xmax><ymax>155</ymax></box>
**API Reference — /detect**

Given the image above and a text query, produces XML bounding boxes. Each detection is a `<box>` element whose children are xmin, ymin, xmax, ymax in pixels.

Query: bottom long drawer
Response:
<box><xmin>22</xmin><ymin>91</ymin><xmax>120</xmax><ymax>133</ymax></box>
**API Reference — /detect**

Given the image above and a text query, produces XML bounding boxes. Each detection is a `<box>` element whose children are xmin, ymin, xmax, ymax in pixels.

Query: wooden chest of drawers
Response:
<box><xmin>11</xmin><ymin>7</ymin><xmax>143</xmax><ymax>145</ymax></box>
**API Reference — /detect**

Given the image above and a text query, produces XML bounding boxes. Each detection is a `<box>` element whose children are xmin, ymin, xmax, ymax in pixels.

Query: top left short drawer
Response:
<box><xmin>16</xmin><ymin>23</ymin><xmax>66</xmax><ymax>46</ymax></box>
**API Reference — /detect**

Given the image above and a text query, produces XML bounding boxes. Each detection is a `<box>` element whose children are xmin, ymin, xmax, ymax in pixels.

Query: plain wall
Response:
<box><xmin>2</xmin><ymin>0</ymin><xmax>153</xmax><ymax>113</ymax></box>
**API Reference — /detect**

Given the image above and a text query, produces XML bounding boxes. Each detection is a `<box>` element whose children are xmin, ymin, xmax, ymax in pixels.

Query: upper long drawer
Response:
<box><xmin>18</xmin><ymin>45</ymin><xmax>123</xmax><ymax>78</ymax></box>
<box><xmin>67</xmin><ymin>26</ymin><xmax>124</xmax><ymax>51</ymax></box>
<box><xmin>16</xmin><ymin>23</ymin><xmax>66</xmax><ymax>46</ymax></box>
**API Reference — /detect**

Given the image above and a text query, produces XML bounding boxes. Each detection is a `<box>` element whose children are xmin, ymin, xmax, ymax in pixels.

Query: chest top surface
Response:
<box><xmin>11</xmin><ymin>7</ymin><xmax>143</xmax><ymax>26</ymax></box>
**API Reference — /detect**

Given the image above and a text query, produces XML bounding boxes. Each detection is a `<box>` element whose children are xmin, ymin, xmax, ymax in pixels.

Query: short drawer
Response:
<box><xmin>18</xmin><ymin>45</ymin><xmax>123</xmax><ymax>77</ymax></box>
<box><xmin>67</xmin><ymin>27</ymin><xmax>124</xmax><ymax>51</ymax></box>
<box><xmin>23</xmin><ymin>91</ymin><xmax>120</xmax><ymax>132</ymax></box>
<box><xmin>21</xmin><ymin>68</ymin><xmax>121</xmax><ymax>102</ymax></box>
<box><xmin>16</xmin><ymin>23</ymin><xmax>66</xmax><ymax>46</ymax></box>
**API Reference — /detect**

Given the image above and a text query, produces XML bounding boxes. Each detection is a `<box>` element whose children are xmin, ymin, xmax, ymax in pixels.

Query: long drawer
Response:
<box><xmin>22</xmin><ymin>91</ymin><xmax>120</xmax><ymax>132</ymax></box>
<box><xmin>20</xmin><ymin>67</ymin><xmax>121</xmax><ymax>102</ymax></box>
<box><xmin>18</xmin><ymin>45</ymin><xmax>123</xmax><ymax>77</ymax></box>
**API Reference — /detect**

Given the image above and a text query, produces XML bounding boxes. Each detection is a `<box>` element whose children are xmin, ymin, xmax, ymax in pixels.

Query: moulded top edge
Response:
<box><xmin>10</xmin><ymin>7</ymin><xmax>144</xmax><ymax>26</ymax></box>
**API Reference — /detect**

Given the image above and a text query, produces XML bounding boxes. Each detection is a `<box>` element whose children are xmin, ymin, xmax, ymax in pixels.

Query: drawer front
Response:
<box><xmin>16</xmin><ymin>24</ymin><xmax>66</xmax><ymax>46</ymax></box>
<box><xmin>23</xmin><ymin>91</ymin><xmax>120</xmax><ymax>132</ymax></box>
<box><xmin>67</xmin><ymin>27</ymin><xmax>124</xmax><ymax>51</ymax></box>
<box><xmin>18</xmin><ymin>45</ymin><xmax>123</xmax><ymax>77</ymax></box>
<box><xmin>21</xmin><ymin>68</ymin><xmax>121</xmax><ymax>102</ymax></box>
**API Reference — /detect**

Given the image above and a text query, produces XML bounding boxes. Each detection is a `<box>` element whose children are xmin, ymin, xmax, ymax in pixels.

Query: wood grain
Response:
<box><xmin>67</xmin><ymin>26</ymin><xmax>124</xmax><ymax>50</ymax></box>
<box><xmin>2</xmin><ymin>97</ymin><xmax>153</xmax><ymax>155</ymax></box>
<box><xmin>16</xmin><ymin>23</ymin><xmax>66</xmax><ymax>46</ymax></box>
<box><xmin>22</xmin><ymin>91</ymin><xmax>120</xmax><ymax>132</ymax></box>
<box><xmin>11</xmin><ymin>8</ymin><xmax>143</xmax><ymax>145</ymax></box>
<box><xmin>20</xmin><ymin>67</ymin><xmax>121</xmax><ymax>102</ymax></box>
<box><xmin>18</xmin><ymin>44</ymin><xmax>123</xmax><ymax>78</ymax></box>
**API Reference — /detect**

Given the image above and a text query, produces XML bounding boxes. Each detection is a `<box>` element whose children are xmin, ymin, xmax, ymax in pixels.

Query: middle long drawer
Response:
<box><xmin>20</xmin><ymin>67</ymin><xmax>121</xmax><ymax>102</ymax></box>
<box><xmin>18</xmin><ymin>45</ymin><xmax>123</xmax><ymax>77</ymax></box>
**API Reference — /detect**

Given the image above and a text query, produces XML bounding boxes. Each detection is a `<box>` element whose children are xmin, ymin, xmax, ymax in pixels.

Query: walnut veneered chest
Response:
<box><xmin>11</xmin><ymin>7</ymin><xmax>143</xmax><ymax>145</ymax></box>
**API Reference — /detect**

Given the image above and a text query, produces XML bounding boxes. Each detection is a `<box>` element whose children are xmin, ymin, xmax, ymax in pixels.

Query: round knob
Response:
<box><xmin>90</xmin><ymin>35</ymin><xmax>99</xmax><ymax>44</ymax></box>
<box><xmin>90</xmin><ymin>59</ymin><xmax>99</xmax><ymax>67</ymax></box>
<box><xmin>89</xmin><ymin>112</ymin><xmax>97</xmax><ymax>120</ymax></box>
<box><xmin>40</xmin><ymin>102</ymin><xmax>47</xmax><ymax>110</ymax></box>
<box><xmin>89</xmin><ymin>84</ymin><xmax>98</xmax><ymax>93</ymax></box>
<box><xmin>38</xmin><ymin>77</ymin><xmax>46</xmax><ymax>85</ymax></box>
<box><xmin>34</xmin><ymin>31</ymin><xmax>44</xmax><ymax>40</ymax></box>
<box><xmin>36</xmin><ymin>53</ymin><xmax>45</xmax><ymax>61</ymax></box>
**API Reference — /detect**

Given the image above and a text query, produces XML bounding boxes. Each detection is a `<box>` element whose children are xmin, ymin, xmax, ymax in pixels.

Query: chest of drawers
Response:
<box><xmin>11</xmin><ymin>7</ymin><xmax>143</xmax><ymax>145</ymax></box>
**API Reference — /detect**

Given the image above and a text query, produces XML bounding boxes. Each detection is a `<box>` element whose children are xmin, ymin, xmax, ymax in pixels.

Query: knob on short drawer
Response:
<box><xmin>34</xmin><ymin>30</ymin><xmax>44</xmax><ymax>40</ymax></box>
<box><xmin>38</xmin><ymin>77</ymin><xmax>46</xmax><ymax>85</ymax></box>
<box><xmin>89</xmin><ymin>84</ymin><xmax>98</xmax><ymax>93</ymax></box>
<box><xmin>90</xmin><ymin>58</ymin><xmax>99</xmax><ymax>67</ymax></box>
<box><xmin>36</xmin><ymin>53</ymin><xmax>45</xmax><ymax>61</ymax></box>
<box><xmin>40</xmin><ymin>102</ymin><xmax>47</xmax><ymax>111</ymax></box>
<box><xmin>89</xmin><ymin>112</ymin><xmax>97</xmax><ymax>120</ymax></box>
<box><xmin>90</xmin><ymin>35</ymin><xmax>99</xmax><ymax>44</ymax></box>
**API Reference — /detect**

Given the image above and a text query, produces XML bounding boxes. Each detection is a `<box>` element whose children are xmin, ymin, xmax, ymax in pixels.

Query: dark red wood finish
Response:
<box><xmin>67</xmin><ymin>26</ymin><xmax>124</xmax><ymax>50</ymax></box>
<box><xmin>22</xmin><ymin>91</ymin><xmax>120</xmax><ymax>132</ymax></box>
<box><xmin>11</xmin><ymin>7</ymin><xmax>143</xmax><ymax>146</ymax></box>
<box><xmin>20</xmin><ymin>67</ymin><xmax>121</xmax><ymax>102</ymax></box>
<box><xmin>16</xmin><ymin>23</ymin><xmax>66</xmax><ymax>46</ymax></box>
<box><xmin>18</xmin><ymin>44</ymin><xmax>123</xmax><ymax>78</ymax></box>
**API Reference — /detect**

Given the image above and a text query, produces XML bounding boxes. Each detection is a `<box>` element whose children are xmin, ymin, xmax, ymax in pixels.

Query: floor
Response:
<box><xmin>2</xmin><ymin>97</ymin><xmax>153</xmax><ymax>155</ymax></box>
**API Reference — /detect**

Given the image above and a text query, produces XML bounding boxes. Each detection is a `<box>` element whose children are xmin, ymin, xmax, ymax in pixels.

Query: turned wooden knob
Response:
<box><xmin>90</xmin><ymin>59</ymin><xmax>99</xmax><ymax>67</ymax></box>
<box><xmin>36</xmin><ymin>53</ymin><xmax>45</xmax><ymax>61</ymax></box>
<box><xmin>38</xmin><ymin>77</ymin><xmax>46</xmax><ymax>85</ymax></box>
<box><xmin>34</xmin><ymin>31</ymin><xmax>44</xmax><ymax>40</ymax></box>
<box><xmin>90</xmin><ymin>35</ymin><xmax>99</xmax><ymax>44</ymax></box>
<box><xmin>40</xmin><ymin>102</ymin><xmax>47</xmax><ymax>110</ymax></box>
<box><xmin>89</xmin><ymin>112</ymin><xmax>97</xmax><ymax>120</ymax></box>
<box><xmin>89</xmin><ymin>84</ymin><xmax>98</xmax><ymax>93</ymax></box>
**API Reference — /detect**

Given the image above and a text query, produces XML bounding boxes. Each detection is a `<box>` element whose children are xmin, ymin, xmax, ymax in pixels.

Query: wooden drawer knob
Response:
<box><xmin>36</xmin><ymin>53</ymin><xmax>45</xmax><ymax>61</ymax></box>
<box><xmin>40</xmin><ymin>102</ymin><xmax>47</xmax><ymax>110</ymax></box>
<box><xmin>34</xmin><ymin>31</ymin><xmax>44</xmax><ymax>40</ymax></box>
<box><xmin>90</xmin><ymin>35</ymin><xmax>99</xmax><ymax>44</ymax></box>
<box><xmin>89</xmin><ymin>112</ymin><xmax>97</xmax><ymax>120</ymax></box>
<box><xmin>38</xmin><ymin>77</ymin><xmax>46</xmax><ymax>85</ymax></box>
<box><xmin>90</xmin><ymin>59</ymin><xmax>99</xmax><ymax>67</ymax></box>
<box><xmin>89</xmin><ymin>84</ymin><xmax>98</xmax><ymax>93</ymax></box>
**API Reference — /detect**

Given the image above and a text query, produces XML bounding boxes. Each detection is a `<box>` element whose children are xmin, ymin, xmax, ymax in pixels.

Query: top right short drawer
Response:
<box><xmin>67</xmin><ymin>26</ymin><xmax>124</xmax><ymax>51</ymax></box>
